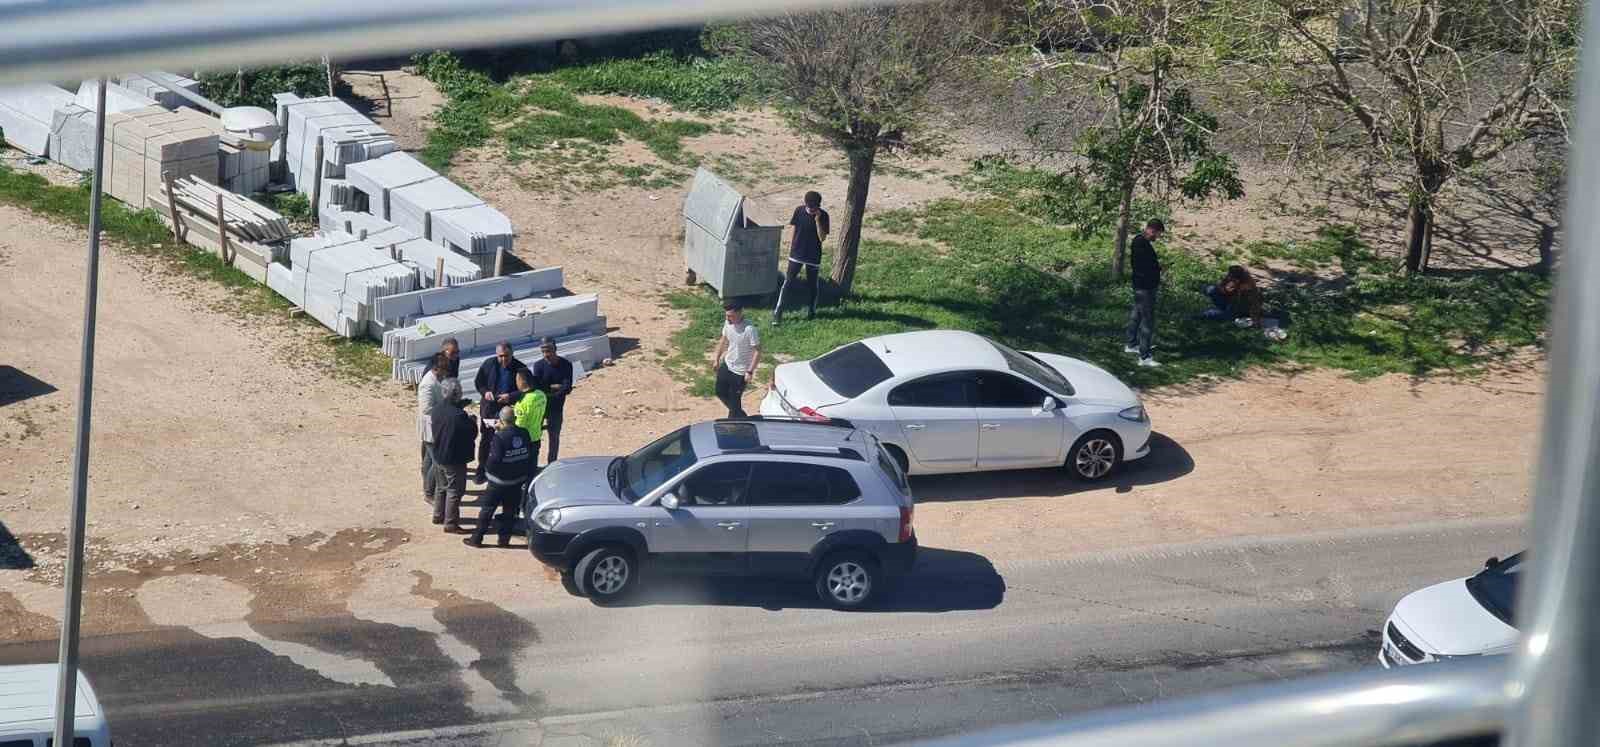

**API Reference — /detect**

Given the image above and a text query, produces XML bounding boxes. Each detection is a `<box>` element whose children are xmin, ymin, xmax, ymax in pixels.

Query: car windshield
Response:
<box><xmin>620</xmin><ymin>427</ymin><xmax>697</xmax><ymax>500</ymax></box>
<box><xmin>810</xmin><ymin>341</ymin><xmax>894</xmax><ymax>398</ymax></box>
<box><xmin>1465</xmin><ymin>552</ymin><xmax>1524</xmax><ymax>627</ymax></box>
<box><xmin>989</xmin><ymin>338</ymin><xmax>1073</xmax><ymax>395</ymax></box>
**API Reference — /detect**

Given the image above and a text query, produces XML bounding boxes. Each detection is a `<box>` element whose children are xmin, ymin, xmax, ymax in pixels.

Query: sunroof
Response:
<box><xmin>713</xmin><ymin>421</ymin><xmax>761</xmax><ymax>450</ymax></box>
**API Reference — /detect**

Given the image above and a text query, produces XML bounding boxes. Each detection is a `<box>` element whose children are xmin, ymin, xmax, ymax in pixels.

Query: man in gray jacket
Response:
<box><xmin>416</xmin><ymin>353</ymin><xmax>462</xmax><ymax>505</ymax></box>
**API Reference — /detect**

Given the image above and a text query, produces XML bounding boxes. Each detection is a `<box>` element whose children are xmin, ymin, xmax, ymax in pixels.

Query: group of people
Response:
<box><xmin>1123</xmin><ymin>218</ymin><xmax>1276</xmax><ymax>368</ymax></box>
<box><xmin>416</xmin><ymin>337</ymin><xmax>574</xmax><ymax>548</ymax></box>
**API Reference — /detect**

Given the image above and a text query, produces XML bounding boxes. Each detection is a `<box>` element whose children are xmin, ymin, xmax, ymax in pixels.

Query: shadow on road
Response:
<box><xmin>0</xmin><ymin>366</ymin><xmax>56</xmax><ymax>407</ymax></box>
<box><xmin>910</xmin><ymin>432</ymin><xmax>1194</xmax><ymax>502</ymax></box>
<box><xmin>613</xmin><ymin>547</ymin><xmax>1004</xmax><ymax>612</ymax></box>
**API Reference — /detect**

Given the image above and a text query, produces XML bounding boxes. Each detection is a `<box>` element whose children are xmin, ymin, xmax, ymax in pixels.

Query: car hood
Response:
<box><xmin>1393</xmin><ymin>578</ymin><xmax>1519</xmax><ymax>656</ymax></box>
<box><xmin>1029</xmin><ymin>352</ymin><xmax>1140</xmax><ymax>407</ymax></box>
<box><xmin>533</xmin><ymin>456</ymin><xmax>627</xmax><ymax>509</ymax></box>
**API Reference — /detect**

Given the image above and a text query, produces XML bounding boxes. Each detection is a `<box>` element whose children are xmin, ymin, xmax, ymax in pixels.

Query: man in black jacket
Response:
<box><xmin>473</xmin><ymin>342</ymin><xmax>531</xmax><ymax>483</ymax></box>
<box><xmin>429</xmin><ymin>402</ymin><xmax>477</xmax><ymax>532</ymax></box>
<box><xmin>1124</xmin><ymin>219</ymin><xmax>1165</xmax><ymax>368</ymax></box>
<box><xmin>773</xmin><ymin>191</ymin><xmax>829</xmax><ymax>325</ymax></box>
<box><xmin>530</xmin><ymin>337</ymin><xmax>573</xmax><ymax>464</ymax></box>
<box><xmin>466</xmin><ymin>407</ymin><xmax>535</xmax><ymax>548</ymax></box>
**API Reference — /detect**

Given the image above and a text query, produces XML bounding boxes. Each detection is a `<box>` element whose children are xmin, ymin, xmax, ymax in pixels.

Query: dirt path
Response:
<box><xmin>0</xmin><ymin>69</ymin><xmax>1544</xmax><ymax>641</ymax></box>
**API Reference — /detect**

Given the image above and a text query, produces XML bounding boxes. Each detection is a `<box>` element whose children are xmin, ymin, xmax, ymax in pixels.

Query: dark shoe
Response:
<box><xmin>497</xmin><ymin>537</ymin><xmax>511</xmax><ymax>548</ymax></box>
<box><xmin>805</xmin><ymin>309</ymin><xmax>815</xmax><ymax>320</ymax></box>
<box><xmin>431</xmin><ymin>516</ymin><xmax>444</xmax><ymax>525</ymax></box>
<box><xmin>463</xmin><ymin>536</ymin><xmax>483</xmax><ymax>548</ymax></box>
<box><xmin>770</xmin><ymin>316</ymin><xmax>782</xmax><ymax>327</ymax></box>
<box><xmin>423</xmin><ymin>494</ymin><xmax>433</xmax><ymax>505</ymax></box>
<box><xmin>443</xmin><ymin>522</ymin><xmax>464</xmax><ymax>534</ymax></box>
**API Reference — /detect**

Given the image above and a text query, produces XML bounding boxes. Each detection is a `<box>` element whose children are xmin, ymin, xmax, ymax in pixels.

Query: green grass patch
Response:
<box><xmin>541</xmin><ymin>51</ymin><xmax>764</xmax><ymax>111</ymax></box>
<box><xmin>0</xmin><ymin>163</ymin><xmax>390</xmax><ymax>383</ymax></box>
<box><xmin>414</xmin><ymin>51</ymin><xmax>721</xmax><ymax>188</ymax></box>
<box><xmin>665</xmin><ymin>164</ymin><xmax>1550</xmax><ymax>392</ymax></box>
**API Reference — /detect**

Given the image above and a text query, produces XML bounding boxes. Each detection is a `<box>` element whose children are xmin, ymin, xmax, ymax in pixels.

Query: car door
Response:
<box><xmin>743</xmin><ymin>460</ymin><xmax>870</xmax><ymax>578</ymax></box>
<box><xmin>644</xmin><ymin>460</ymin><xmax>752</xmax><ymax>575</ymax></box>
<box><xmin>974</xmin><ymin>371</ymin><xmax>1068</xmax><ymax>469</ymax></box>
<box><xmin>886</xmin><ymin>372</ymin><xmax>978</xmax><ymax>472</ymax></box>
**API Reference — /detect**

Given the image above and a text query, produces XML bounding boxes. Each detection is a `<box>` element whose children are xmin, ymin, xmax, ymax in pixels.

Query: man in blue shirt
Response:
<box><xmin>530</xmin><ymin>336</ymin><xmax>574</xmax><ymax>464</ymax></box>
<box><xmin>472</xmin><ymin>341</ymin><xmax>530</xmax><ymax>483</ymax></box>
<box><xmin>773</xmin><ymin>191</ymin><xmax>829</xmax><ymax>326</ymax></box>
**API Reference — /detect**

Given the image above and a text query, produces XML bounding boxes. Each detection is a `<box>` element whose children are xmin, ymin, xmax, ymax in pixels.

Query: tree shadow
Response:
<box><xmin>0</xmin><ymin>521</ymin><xmax>34</xmax><ymax>571</ymax></box>
<box><xmin>910</xmin><ymin>432</ymin><xmax>1193</xmax><ymax>502</ymax></box>
<box><xmin>611</xmin><ymin>547</ymin><xmax>1004</xmax><ymax>612</ymax></box>
<box><xmin>0</xmin><ymin>366</ymin><xmax>57</xmax><ymax>407</ymax></box>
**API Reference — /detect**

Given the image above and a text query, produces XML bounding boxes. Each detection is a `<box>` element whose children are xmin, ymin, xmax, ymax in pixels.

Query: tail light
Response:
<box><xmin>798</xmin><ymin>406</ymin><xmax>830</xmax><ymax>422</ymax></box>
<box><xmin>898</xmin><ymin>507</ymin><xmax>914</xmax><ymax>542</ymax></box>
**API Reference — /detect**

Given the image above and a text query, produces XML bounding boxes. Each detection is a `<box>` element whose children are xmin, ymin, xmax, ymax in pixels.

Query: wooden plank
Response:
<box><xmin>435</xmin><ymin>257</ymin><xmax>446</xmax><ymax>288</ymax></box>
<box><xmin>310</xmin><ymin>137</ymin><xmax>325</xmax><ymax>221</ymax></box>
<box><xmin>215</xmin><ymin>192</ymin><xmax>232</xmax><ymax>265</ymax></box>
<box><xmin>494</xmin><ymin>247</ymin><xmax>505</xmax><ymax>277</ymax></box>
<box><xmin>161</xmin><ymin>170</ymin><xmax>186</xmax><ymax>242</ymax></box>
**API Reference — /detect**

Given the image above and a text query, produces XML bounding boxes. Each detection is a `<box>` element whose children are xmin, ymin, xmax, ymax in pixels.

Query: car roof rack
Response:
<box><xmin>715</xmin><ymin>414</ymin><xmax>856</xmax><ymax>429</ymax></box>
<box><xmin>715</xmin><ymin>445</ymin><xmax>866</xmax><ymax>461</ymax></box>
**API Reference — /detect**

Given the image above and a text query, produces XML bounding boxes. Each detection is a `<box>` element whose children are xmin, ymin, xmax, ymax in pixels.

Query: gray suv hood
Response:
<box><xmin>533</xmin><ymin>456</ymin><xmax>628</xmax><ymax>509</ymax></box>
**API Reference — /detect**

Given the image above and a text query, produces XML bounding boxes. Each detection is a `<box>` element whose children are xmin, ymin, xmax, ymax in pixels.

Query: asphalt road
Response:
<box><xmin>0</xmin><ymin>518</ymin><xmax>1522</xmax><ymax>746</ymax></box>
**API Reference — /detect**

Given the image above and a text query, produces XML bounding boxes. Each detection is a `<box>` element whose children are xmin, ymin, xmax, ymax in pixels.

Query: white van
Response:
<box><xmin>0</xmin><ymin>664</ymin><xmax>112</xmax><ymax>746</ymax></box>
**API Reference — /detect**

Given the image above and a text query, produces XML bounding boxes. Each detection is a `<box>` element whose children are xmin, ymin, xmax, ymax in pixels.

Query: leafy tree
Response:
<box><xmin>1217</xmin><ymin>0</ymin><xmax>1579</xmax><ymax>274</ymax></box>
<box><xmin>1017</xmin><ymin>1</ymin><xmax>1245</xmax><ymax>277</ymax></box>
<box><xmin>711</xmin><ymin>5</ymin><xmax>987</xmax><ymax>296</ymax></box>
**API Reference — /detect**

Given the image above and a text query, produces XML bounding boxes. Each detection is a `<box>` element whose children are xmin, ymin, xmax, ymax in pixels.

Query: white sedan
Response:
<box><xmin>1379</xmin><ymin>552</ymin><xmax>1522</xmax><ymax>668</ymax></box>
<box><xmin>759</xmin><ymin>330</ymin><xmax>1152</xmax><ymax>480</ymax></box>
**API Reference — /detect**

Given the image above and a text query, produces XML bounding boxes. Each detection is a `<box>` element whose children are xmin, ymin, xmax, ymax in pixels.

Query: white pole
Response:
<box><xmin>53</xmin><ymin>74</ymin><xmax>108</xmax><ymax>747</ymax></box>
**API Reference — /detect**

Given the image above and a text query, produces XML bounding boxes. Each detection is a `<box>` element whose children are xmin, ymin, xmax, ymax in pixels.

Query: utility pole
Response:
<box><xmin>53</xmin><ymin>75</ymin><xmax>108</xmax><ymax>747</ymax></box>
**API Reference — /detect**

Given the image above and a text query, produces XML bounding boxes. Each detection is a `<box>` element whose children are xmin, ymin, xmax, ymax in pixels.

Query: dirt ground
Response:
<box><xmin>0</xmin><ymin>68</ymin><xmax>1543</xmax><ymax>642</ymax></box>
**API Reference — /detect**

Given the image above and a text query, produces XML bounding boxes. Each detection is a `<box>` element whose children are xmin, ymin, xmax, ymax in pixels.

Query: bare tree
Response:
<box><xmin>714</xmin><ymin>5</ymin><xmax>985</xmax><ymax>296</ymax></box>
<box><xmin>1017</xmin><ymin>0</ymin><xmax>1245</xmax><ymax>277</ymax></box>
<box><xmin>1219</xmin><ymin>0</ymin><xmax>1579</xmax><ymax>273</ymax></box>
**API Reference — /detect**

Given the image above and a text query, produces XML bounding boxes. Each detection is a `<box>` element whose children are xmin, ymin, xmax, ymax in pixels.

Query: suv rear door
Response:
<box><xmin>743</xmin><ymin>460</ymin><xmax>873</xmax><ymax>577</ymax></box>
<box><xmin>886</xmin><ymin>372</ymin><xmax>978</xmax><ymax>472</ymax></box>
<box><xmin>646</xmin><ymin>460</ymin><xmax>752</xmax><ymax>575</ymax></box>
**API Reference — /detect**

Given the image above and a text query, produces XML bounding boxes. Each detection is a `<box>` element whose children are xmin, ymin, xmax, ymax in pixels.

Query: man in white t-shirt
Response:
<box><xmin>710</xmin><ymin>302</ymin><xmax>761</xmax><ymax>418</ymax></box>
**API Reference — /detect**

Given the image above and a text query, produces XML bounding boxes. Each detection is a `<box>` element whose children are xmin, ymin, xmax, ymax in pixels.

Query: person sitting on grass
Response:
<box><xmin>1203</xmin><ymin>265</ymin><xmax>1265</xmax><ymax>327</ymax></box>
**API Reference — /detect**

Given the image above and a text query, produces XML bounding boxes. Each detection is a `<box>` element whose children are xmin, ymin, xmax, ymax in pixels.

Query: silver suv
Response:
<box><xmin>523</xmin><ymin>417</ymin><xmax>917</xmax><ymax>608</ymax></box>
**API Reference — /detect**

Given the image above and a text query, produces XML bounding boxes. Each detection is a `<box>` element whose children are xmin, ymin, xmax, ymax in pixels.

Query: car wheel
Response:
<box><xmin>815</xmin><ymin>551</ymin><xmax>878</xmax><ymax>610</ymax></box>
<box><xmin>574</xmin><ymin>546</ymin><xmax>636</xmax><ymax>605</ymax></box>
<box><xmin>1067</xmin><ymin>430</ymin><xmax>1122</xmax><ymax>481</ymax></box>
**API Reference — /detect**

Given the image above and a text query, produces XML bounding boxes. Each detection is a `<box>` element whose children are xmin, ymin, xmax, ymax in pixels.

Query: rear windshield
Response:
<box><xmin>810</xmin><ymin>342</ymin><xmax>893</xmax><ymax>399</ymax></box>
<box><xmin>1466</xmin><ymin>552</ymin><xmax>1524</xmax><ymax>627</ymax></box>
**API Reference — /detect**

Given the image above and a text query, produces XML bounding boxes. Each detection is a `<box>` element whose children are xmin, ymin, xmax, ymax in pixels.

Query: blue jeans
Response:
<box><xmin>1202</xmin><ymin>285</ymin><xmax>1229</xmax><ymax>320</ymax></box>
<box><xmin>1126</xmin><ymin>288</ymin><xmax>1157</xmax><ymax>359</ymax></box>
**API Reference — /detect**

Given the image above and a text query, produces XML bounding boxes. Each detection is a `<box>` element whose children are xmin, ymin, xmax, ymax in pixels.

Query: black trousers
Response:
<box><xmin>472</xmin><ymin>478</ymin><xmax>527</xmax><ymax>544</ymax></box>
<box><xmin>545</xmin><ymin>408</ymin><xmax>563</xmax><ymax>463</ymax></box>
<box><xmin>774</xmin><ymin>260</ymin><xmax>819</xmax><ymax>319</ymax></box>
<box><xmin>715</xmin><ymin>362</ymin><xmax>748</xmax><ymax>418</ymax></box>
<box><xmin>1126</xmin><ymin>288</ymin><xmax>1158</xmax><ymax>359</ymax></box>
<box><xmin>475</xmin><ymin>419</ymin><xmax>495</xmax><ymax>477</ymax></box>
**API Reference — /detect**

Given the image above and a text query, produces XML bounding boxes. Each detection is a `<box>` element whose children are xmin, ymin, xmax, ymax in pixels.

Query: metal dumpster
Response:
<box><xmin>683</xmin><ymin>167</ymin><xmax>782</xmax><ymax>299</ymax></box>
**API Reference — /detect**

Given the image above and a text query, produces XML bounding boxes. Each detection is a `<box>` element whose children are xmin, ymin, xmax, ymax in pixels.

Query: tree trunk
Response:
<box><xmin>1112</xmin><ymin>182</ymin><xmax>1135</xmax><ymax>279</ymax></box>
<box><xmin>1404</xmin><ymin>202</ymin><xmax>1430</xmax><ymax>275</ymax></box>
<box><xmin>831</xmin><ymin>145</ymin><xmax>877</xmax><ymax>298</ymax></box>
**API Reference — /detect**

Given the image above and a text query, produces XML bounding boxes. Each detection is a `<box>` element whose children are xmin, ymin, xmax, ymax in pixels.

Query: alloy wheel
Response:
<box><xmin>1075</xmin><ymin>438</ymin><xmax>1117</xmax><ymax>479</ymax></box>
<box><xmin>826</xmin><ymin>561</ymin><xmax>871</xmax><ymax>604</ymax></box>
<box><xmin>590</xmin><ymin>555</ymin><xmax>629</xmax><ymax>595</ymax></box>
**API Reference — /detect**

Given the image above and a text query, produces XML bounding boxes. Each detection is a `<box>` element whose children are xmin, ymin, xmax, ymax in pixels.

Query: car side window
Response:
<box><xmin>887</xmin><ymin>373</ymin><xmax>974</xmax><ymax>407</ymax></box>
<box><xmin>976</xmin><ymin>372</ymin><xmax>1047</xmax><ymax>408</ymax></box>
<box><xmin>677</xmin><ymin>461</ymin><xmax>752</xmax><ymax>507</ymax></box>
<box><xmin>747</xmin><ymin>462</ymin><xmax>860</xmax><ymax>506</ymax></box>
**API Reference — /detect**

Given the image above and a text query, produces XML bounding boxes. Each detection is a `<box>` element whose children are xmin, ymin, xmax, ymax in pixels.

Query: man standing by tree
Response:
<box><xmin>710</xmin><ymin>302</ymin><xmax>761</xmax><ymax>418</ymax></box>
<box><xmin>774</xmin><ymin>191</ymin><xmax>829</xmax><ymax>325</ymax></box>
<box><xmin>1124</xmin><ymin>219</ymin><xmax>1164</xmax><ymax>368</ymax></box>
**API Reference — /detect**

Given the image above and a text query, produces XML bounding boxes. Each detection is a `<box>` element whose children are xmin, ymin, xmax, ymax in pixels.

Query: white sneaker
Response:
<box><xmin>1138</xmin><ymin>356</ymin><xmax>1161</xmax><ymax>368</ymax></box>
<box><xmin>1123</xmin><ymin>345</ymin><xmax>1140</xmax><ymax>354</ymax></box>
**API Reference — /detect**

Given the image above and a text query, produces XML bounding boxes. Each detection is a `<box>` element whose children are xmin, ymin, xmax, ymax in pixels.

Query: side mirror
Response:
<box><xmin>1485</xmin><ymin>556</ymin><xmax>1500</xmax><ymax>570</ymax></box>
<box><xmin>1040</xmin><ymin>396</ymin><xmax>1058</xmax><ymax>413</ymax></box>
<box><xmin>660</xmin><ymin>491</ymin><xmax>681</xmax><ymax>511</ymax></box>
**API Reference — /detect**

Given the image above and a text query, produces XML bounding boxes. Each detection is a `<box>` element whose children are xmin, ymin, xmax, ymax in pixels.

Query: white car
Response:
<box><xmin>0</xmin><ymin>663</ymin><xmax>113</xmax><ymax>746</ymax></box>
<box><xmin>1379</xmin><ymin>552</ymin><xmax>1523</xmax><ymax>668</ymax></box>
<box><xmin>759</xmin><ymin>330</ymin><xmax>1152</xmax><ymax>480</ymax></box>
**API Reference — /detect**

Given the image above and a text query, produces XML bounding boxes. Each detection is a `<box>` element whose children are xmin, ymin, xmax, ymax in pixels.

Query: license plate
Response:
<box><xmin>1384</xmin><ymin>642</ymin><xmax>1406</xmax><ymax>665</ymax></box>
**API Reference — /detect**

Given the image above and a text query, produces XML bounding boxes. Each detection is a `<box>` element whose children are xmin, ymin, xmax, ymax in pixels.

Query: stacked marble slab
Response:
<box><xmin>114</xmin><ymin>73</ymin><xmax>201</xmax><ymax>111</ymax></box>
<box><xmin>381</xmin><ymin>294</ymin><xmax>600</xmax><ymax>361</ymax></box>
<box><xmin>346</xmin><ymin>152</ymin><xmax>514</xmax><ymax>270</ymax></box>
<box><xmin>320</xmin><ymin>206</ymin><xmax>482</xmax><ymax>288</ymax></box>
<box><xmin>76</xmin><ymin>80</ymin><xmax>159</xmax><ymax>114</ymax></box>
<box><xmin>48</xmin><ymin>104</ymin><xmax>96</xmax><ymax>171</ymax></box>
<box><xmin>102</xmin><ymin>106</ymin><xmax>218</xmax><ymax>210</ymax></box>
<box><xmin>272</xmin><ymin>93</ymin><xmax>396</xmax><ymax>195</ymax></box>
<box><xmin>372</xmin><ymin>267</ymin><xmax>566</xmax><ymax>329</ymax></box>
<box><xmin>268</xmin><ymin>230</ymin><xmax>420</xmax><ymax>338</ymax></box>
<box><xmin>0</xmin><ymin>83</ymin><xmax>73</xmax><ymax>157</ymax></box>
